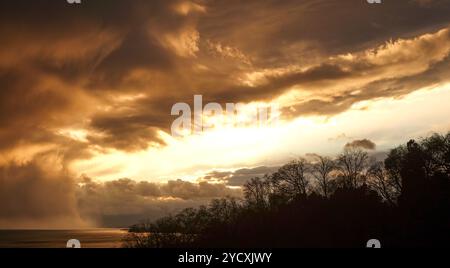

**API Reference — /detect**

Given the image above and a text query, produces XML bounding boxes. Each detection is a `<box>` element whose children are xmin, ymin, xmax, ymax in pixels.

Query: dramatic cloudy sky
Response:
<box><xmin>1</xmin><ymin>0</ymin><xmax>450</xmax><ymax>228</ymax></box>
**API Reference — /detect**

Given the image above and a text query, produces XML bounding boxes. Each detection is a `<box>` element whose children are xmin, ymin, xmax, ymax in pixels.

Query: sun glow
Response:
<box><xmin>71</xmin><ymin>83</ymin><xmax>450</xmax><ymax>183</ymax></box>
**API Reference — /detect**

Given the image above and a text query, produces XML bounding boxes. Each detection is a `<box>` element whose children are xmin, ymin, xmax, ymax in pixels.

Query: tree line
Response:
<box><xmin>125</xmin><ymin>132</ymin><xmax>450</xmax><ymax>248</ymax></box>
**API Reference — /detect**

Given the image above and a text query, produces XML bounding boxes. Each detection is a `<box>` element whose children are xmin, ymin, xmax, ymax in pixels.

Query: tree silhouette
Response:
<box><xmin>244</xmin><ymin>176</ymin><xmax>272</xmax><ymax>210</ymax></box>
<box><xmin>367</xmin><ymin>161</ymin><xmax>399</xmax><ymax>206</ymax></box>
<box><xmin>311</xmin><ymin>156</ymin><xmax>336</xmax><ymax>198</ymax></box>
<box><xmin>126</xmin><ymin>132</ymin><xmax>450</xmax><ymax>248</ymax></box>
<box><xmin>336</xmin><ymin>148</ymin><xmax>369</xmax><ymax>188</ymax></box>
<box><xmin>271</xmin><ymin>159</ymin><xmax>310</xmax><ymax>200</ymax></box>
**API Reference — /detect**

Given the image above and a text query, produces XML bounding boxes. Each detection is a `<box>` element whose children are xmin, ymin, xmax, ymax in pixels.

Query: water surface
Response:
<box><xmin>0</xmin><ymin>229</ymin><xmax>128</xmax><ymax>248</ymax></box>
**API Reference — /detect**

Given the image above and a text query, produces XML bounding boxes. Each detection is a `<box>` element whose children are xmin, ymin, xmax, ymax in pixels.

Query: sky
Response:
<box><xmin>1</xmin><ymin>0</ymin><xmax>450</xmax><ymax>228</ymax></box>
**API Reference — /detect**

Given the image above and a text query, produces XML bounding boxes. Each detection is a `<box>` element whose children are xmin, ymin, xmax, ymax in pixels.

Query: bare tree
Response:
<box><xmin>384</xmin><ymin>147</ymin><xmax>405</xmax><ymax>194</ymax></box>
<box><xmin>311</xmin><ymin>156</ymin><xmax>336</xmax><ymax>198</ymax></box>
<box><xmin>271</xmin><ymin>158</ymin><xmax>310</xmax><ymax>199</ymax></box>
<box><xmin>336</xmin><ymin>148</ymin><xmax>369</xmax><ymax>188</ymax></box>
<box><xmin>243</xmin><ymin>176</ymin><xmax>272</xmax><ymax>210</ymax></box>
<box><xmin>368</xmin><ymin>162</ymin><xmax>400</xmax><ymax>205</ymax></box>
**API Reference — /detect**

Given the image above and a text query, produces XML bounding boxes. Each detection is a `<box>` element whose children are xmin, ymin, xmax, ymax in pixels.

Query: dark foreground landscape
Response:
<box><xmin>126</xmin><ymin>133</ymin><xmax>450</xmax><ymax>248</ymax></box>
<box><xmin>1</xmin><ymin>133</ymin><xmax>447</xmax><ymax>249</ymax></box>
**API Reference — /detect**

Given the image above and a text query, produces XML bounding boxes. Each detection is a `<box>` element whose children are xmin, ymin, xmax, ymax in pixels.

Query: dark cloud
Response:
<box><xmin>201</xmin><ymin>166</ymin><xmax>280</xmax><ymax>186</ymax></box>
<box><xmin>1</xmin><ymin>0</ymin><xmax>450</xmax><ymax>229</ymax></box>
<box><xmin>227</xmin><ymin>166</ymin><xmax>280</xmax><ymax>186</ymax></box>
<box><xmin>0</xmin><ymin>0</ymin><xmax>200</xmax><ymax>152</ymax></box>
<box><xmin>0</xmin><ymin>158</ymin><xmax>242</xmax><ymax>228</ymax></box>
<box><xmin>76</xmin><ymin>177</ymin><xmax>242</xmax><ymax>227</ymax></box>
<box><xmin>345</xmin><ymin>139</ymin><xmax>377</xmax><ymax>150</ymax></box>
<box><xmin>1</xmin><ymin>0</ymin><xmax>450</xmax><ymax>153</ymax></box>
<box><xmin>199</xmin><ymin>0</ymin><xmax>450</xmax><ymax>65</ymax></box>
<box><xmin>0</xmin><ymin>160</ymin><xmax>86</xmax><ymax>229</ymax></box>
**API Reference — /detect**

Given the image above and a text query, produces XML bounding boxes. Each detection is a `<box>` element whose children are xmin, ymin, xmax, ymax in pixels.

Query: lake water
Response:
<box><xmin>0</xmin><ymin>229</ymin><xmax>129</xmax><ymax>248</ymax></box>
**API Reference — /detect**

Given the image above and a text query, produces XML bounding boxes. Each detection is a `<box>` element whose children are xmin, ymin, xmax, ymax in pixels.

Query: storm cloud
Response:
<box><xmin>77</xmin><ymin>177</ymin><xmax>242</xmax><ymax>227</ymax></box>
<box><xmin>200</xmin><ymin>166</ymin><xmax>281</xmax><ymax>186</ymax></box>
<box><xmin>0</xmin><ymin>159</ymin><xmax>242</xmax><ymax>228</ymax></box>
<box><xmin>1</xmin><ymin>0</ymin><xmax>450</xmax><ymax>152</ymax></box>
<box><xmin>345</xmin><ymin>139</ymin><xmax>377</xmax><ymax>150</ymax></box>
<box><xmin>1</xmin><ymin>0</ymin><xmax>450</xmax><ymax>228</ymax></box>
<box><xmin>0</xmin><ymin>159</ymin><xmax>87</xmax><ymax>229</ymax></box>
